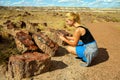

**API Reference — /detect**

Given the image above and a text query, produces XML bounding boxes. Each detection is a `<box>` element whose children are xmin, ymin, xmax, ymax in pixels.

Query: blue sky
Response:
<box><xmin>0</xmin><ymin>0</ymin><xmax>120</xmax><ymax>8</ymax></box>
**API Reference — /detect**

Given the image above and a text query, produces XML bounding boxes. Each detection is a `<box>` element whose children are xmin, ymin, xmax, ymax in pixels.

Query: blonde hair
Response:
<box><xmin>65</xmin><ymin>12</ymin><xmax>80</xmax><ymax>23</ymax></box>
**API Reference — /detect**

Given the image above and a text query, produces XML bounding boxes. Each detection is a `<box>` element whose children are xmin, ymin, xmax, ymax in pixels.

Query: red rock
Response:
<box><xmin>7</xmin><ymin>52</ymin><xmax>51</xmax><ymax>80</ymax></box>
<box><xmin>33</xmin><ymin>32</ymin><xmax>59</xmax><ymax>56</ymax></box>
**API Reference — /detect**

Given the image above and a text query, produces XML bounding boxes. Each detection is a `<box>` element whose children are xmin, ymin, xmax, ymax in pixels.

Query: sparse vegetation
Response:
<box><xmin>0</xmin><ymin>38</ymin><xmax>19</xmax><ymax>65</ymax></box>
<box><xmin>0</xmin><ymin>6</ymin><xmax>120</xmax><ymax>80</ymax></box>
<box><xmin>0</xmin><ymin>7</ymin><xmax>120</xmax><ymax>65</ymax></box>
<box><xmin>95</xmin><ymin>12</ymin><xmax>120</xmax><ymax>22</ymax></box>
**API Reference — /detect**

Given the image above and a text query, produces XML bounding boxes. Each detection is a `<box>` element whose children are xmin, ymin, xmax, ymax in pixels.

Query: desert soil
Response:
<box><xmin>0</xmin><ymin>10</ymin><xmax>120</xmax><ymax>80</ymax></box>
<box><xmin>21</xmin><ymin>22</ymin><xmax>120</xmax><ymax>80</ymax></box>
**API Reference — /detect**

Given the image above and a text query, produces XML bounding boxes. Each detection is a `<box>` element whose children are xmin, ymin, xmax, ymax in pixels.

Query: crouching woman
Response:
<box><xmin>59</xmin><ymin>12</ymin><xmax>98</xmax><ymax>67</ymax></box>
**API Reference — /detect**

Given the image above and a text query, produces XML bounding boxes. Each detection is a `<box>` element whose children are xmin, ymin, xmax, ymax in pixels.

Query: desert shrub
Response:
<box><xmin>0</xmin><ymin>31</ymin><xmax>9</xmax><ymax>38</ymax></box>
<box><xmin>14</xmin><ymin>16</ymin><xmax>23</xmax><ymax>22</ymax></box>
<box><xmin>37</xmin><ymin>24</ymin><xmax>46</xmax><ymax>31</ymax></box>
<box><xmin>95</xmin><ymin>12</ymin><xmax>120</xmax><ymax>22</ymax></box>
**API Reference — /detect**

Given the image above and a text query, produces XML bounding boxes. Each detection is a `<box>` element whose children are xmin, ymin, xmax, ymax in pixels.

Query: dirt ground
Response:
<box><xmin>0</xmin><ymin>9</ymin><xmax>120</xmax><ymax>80</ymax></box>
<box><xmin>23</xmin><ymin>22</ymin><xmax>119</xmax><ymax>80</ymax></box>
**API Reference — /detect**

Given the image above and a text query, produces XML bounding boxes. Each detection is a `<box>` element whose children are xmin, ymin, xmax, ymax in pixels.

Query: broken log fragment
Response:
<box><xmin>5</xmin><ymin>20</ymin><xmax>17</xmax><ymax>29</ymax></box>
<box><xmin>15</xmin><ymin>31</ymin><xmax>38</xmax><ymax>53</ymax></box>
<box><xmin>30</xmin><ymin>22</ymin><xmax>39</xmax><ymax>27</ymax></box>
<box><xmin>23</xmin><ymin>11</ymin><xmax>31</xmax><ymax>17</ymax></box>
<box><xmin>4</xmin><ymin>20</ymin><xmax>26</xmax><ymax>29</ymax></box>
<box><xmin>46</xmin><ymin>28</ymin><xmax>72</xmax><ymax>46</ymax></box>
<box><xmin>56</xmin><ymin>30</ymin><xmax>72</xmax><ymax>37</ymax></box>
<box><xmin>15</xmin><ymin>21</ymin><xmax>26</xmax><ymax>29</ymax></box>
<box><xmin>33</xmin><ymin>32</ymin><xmax>59</xmax><ymax>56</ymax></box>
<box><xmin>7</xmin><ymin>52</ymin><xmax>51</xmax><ymax>80</ymax></box>
<box><xmin>42</xmin><ymin>22</ymin><xmax>47</xmax><ymax>27</ymax></box>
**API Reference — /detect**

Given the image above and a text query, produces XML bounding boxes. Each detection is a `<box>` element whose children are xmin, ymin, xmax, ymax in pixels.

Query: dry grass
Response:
<box><xmin>0</xmin><ymin>38</ymin><xmax>19</xmax><ymax>65</ymax></box>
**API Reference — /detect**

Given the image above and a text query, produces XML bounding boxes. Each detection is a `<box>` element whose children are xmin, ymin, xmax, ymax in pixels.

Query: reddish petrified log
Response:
<box><xmin>5</xmin><ymin>21</ymin><xmax>17</xmax><ymax>29</ymax></box>
<box><xmin>33</xmin><ymin>32</ymin><xmax>59</xmax><ymax>56</ymax></box>
<box><xmin>16</xmin><ymin>31</ymin><xmax>33</xmax><ymax>45</ymax></box>
<box><xmin>4</xmin><ymin>20</ymin><xmax>26</xmax><ymax>29</ymax></box>
<box><xmin>7</xmin><ymin>52</ymin><xmax>51</xmax><ymax>80</ymax></box>
<box><xmin>16</xmin><ymin>31</ymin><xmax>38</xmax><ymax>52</ymax></box>
<box><xmin>46</xmin><ymin>28</ymin><xmax>72</xmax><ymax>46</ymax></box>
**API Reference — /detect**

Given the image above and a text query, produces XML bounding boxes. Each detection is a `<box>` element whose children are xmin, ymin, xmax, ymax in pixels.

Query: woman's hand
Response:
<box><xmin>58</xmin><ymin>33</ymin><xmax>66</xmax><ymax>41</ymax></box>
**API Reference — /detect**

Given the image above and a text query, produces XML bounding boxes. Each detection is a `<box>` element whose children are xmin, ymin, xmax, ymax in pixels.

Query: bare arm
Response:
<box><xmin>66</xmin><ymin>36</ymin><xmax>74</xmax><ymax>40</ymax></box>
<box><xmin>59</xmin><ymin>28</ymin><xmax>81</xmax><ymax>46</ymax></box>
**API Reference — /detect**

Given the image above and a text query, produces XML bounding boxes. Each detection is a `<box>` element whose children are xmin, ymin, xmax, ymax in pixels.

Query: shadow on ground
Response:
<box><xmin>91</xmin><ymin>48</ymin><xmax>109</xmax><ymax>66</ymax></box>
<box><xmin>49</xmin><ymin>60</ymin><xmax>68</xmax><ymax>72</ymax></box>
<box><xmin>54</xmin><ymin>46</ymin><xmax>69</xmax><ymax>57</ymax></box>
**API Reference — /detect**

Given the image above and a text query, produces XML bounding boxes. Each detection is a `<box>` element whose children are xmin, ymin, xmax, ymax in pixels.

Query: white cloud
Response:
<box><xmin>35</xmin><ymin>0</ymin><xmax>43</xmax><ymax>1</ymax></box>
<box><xmin>58</xmin><ymin>0</ymin><xmax>71</xmax><ymax>2</ymax></box>
<box><xmin>103</xmin><ymin>0</ymin><xmax>113</xmax><ymax>2</ymax></box>
<box><xmin>58</xmin><ymin>0</ymin><xmax>83</xmax><ymax>3</ymax></box>
<box><xmin>85</xmin><ymin>0</ymin><xmax>120</xmax><ymax>8</ymax></box>
<box><xmin>33</xmin><ymin>0</ymin><xmax>43</xmax><ymax>3</ymax></box>
<box><xmin>96</xmin><ymin>0</ymin><xmax>120</xmax><ymax>2</ymax></box>
<box><xmin>12</xmin><ymin>0</ymin><xmax>26</xmax><ymax>5</ymax></box>
<box><xmin>103</xmin><ymin>0</ymin><xmax>120</xmax><ymax>2</ymax></box>
<box><xmin>11</xmin><ymin>0</ymin><xmax>43</xmax><ymax>6</ymax></box>
<box><xmin>115</xmin><ymin>0</ymin><xmax>120</xmax><ymax>2</ymax></box>
<box><xmin>33</xmin><ymin>0</ymin><xmax>49</xmax><ymax>6</ymax></box>
<box><xmin>0</xmin><ymin>0</ymin><xmax>119</xmax><ymax>8</ymax></box>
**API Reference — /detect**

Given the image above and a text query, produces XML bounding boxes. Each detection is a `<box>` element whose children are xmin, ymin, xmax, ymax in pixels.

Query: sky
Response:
<box><xmin>0</xmin><ymin>0</ymin><xmax>120</xmax><ymax>8</ymax></box>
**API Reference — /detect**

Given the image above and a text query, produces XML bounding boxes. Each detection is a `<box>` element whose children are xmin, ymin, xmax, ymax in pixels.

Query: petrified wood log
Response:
<box><xmin>15</xmin><ymin>21</ymin><xmax>26</xmax><ymax>29</ymax></box>
<box><xmin>16</xmin><ymin>31</ymin><xmax>38</xmax><ymax>52</ymax></box>
<box><xmin>4</xmin><ymin>20</ymin><xmax>26</xmax><ymax>29</ymax></box>
<box><xmin>23</xmin><ymin>11</ymin><xmax>31</xmax><ymax>16</ymax></box>
<box><xmin>4</xmin><ymin>20</ymin><xmax>17</xmax><ymax>29</ymax></box>
<box><xmin>33</xmin><ymin>32</ymin><xmax>59</xmax><ymax>56</ymax></box>
<box><xmin>20</xmin><ymin>21</ymin><xmax>26</xmax><ymax>28</ymax></box>
<box><xmin>46</xmin><ymin>28</ymin><xmax>72</xmax><ymax>46</ymax></box>
<box><xmin>14</xmin><ymin>38</ymin><xmax>28</xmax><ymax>53</ymax></box>
<box><xmin>7</xmin><ymin>52</ymin><xmax>51</xmax><ymax>80</ymax></box>
<box><xmin>30</xmin><ymin>22</ymin><xmax>39</xmax><ymax>27</ymax></box>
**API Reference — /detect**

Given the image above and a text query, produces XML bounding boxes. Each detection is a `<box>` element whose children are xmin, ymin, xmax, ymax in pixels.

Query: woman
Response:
<box><xmin>59</xmin><ymin>12</ymin><xmax>98</xmax><ymax>67</ymax></box>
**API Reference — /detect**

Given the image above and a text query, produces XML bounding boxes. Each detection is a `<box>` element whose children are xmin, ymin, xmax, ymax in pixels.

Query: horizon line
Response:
<box><xmin>0</xmin><ymin>5</ymin><xmax>120</xmax><ymax>9</ymax></box>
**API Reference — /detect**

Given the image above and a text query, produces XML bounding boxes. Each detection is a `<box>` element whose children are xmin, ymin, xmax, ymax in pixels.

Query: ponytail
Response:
<box><xmin>65</xmin><ymin>12</ymin><xmax>81</xmax><ymax>24</ymax></box>
<box><xmin>75</xmin><ymin>13</ymin><xmax>80</xmax><ymax>23</ymax></box>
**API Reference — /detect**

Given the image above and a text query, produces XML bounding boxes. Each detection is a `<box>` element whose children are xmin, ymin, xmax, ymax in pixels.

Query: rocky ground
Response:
<box><xmin>25</xmin><ymin>22</ymin><xmax>120</xmax><ymax>80</ymax></box>
<box><xmin>0</xmin><ymin>8</ymin><xmax>120</xmax><ymax>80</ymax></box>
